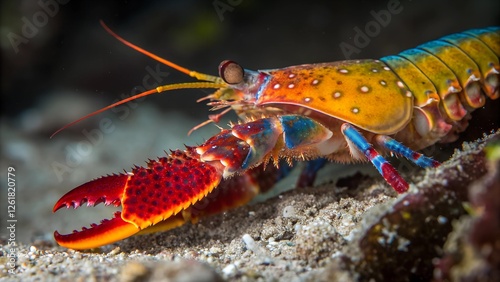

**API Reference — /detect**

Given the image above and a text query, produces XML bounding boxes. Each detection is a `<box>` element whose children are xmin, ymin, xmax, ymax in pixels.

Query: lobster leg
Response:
<box><xmin>376</xmin><ymin>135</ymin><xmax>441</xmax><ymax>168</ymax></box>
<box><xmin>341</xmin><ymin>124</ymin><xmax>409</xmax><ymax>193</ymax></box>
<box><xmin>296</xmin><ymin>158</ymin><xmax>327</xmax><ymax>188</ymax></box>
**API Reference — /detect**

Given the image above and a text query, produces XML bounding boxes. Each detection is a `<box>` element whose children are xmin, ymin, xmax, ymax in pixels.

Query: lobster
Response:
<box><xmin>52</xmin><ymin>23</ymin><xmax>499</xmax><ymax>250</ymax></box>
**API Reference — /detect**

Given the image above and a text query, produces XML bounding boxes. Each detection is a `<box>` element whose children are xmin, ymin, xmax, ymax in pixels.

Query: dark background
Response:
<box><xmin>0</xmin><ymin>0</ymin><xmax>499</xmax><ymax>242</ymax></box>
<box><xmin>2</xmin><ymin>0</ymin><xmax>499</xmax><ymax>120</ymax></box>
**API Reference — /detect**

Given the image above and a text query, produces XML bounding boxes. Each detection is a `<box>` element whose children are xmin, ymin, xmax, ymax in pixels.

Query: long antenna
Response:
<box><xmin>99</xmin><ymin>20</ymin><xmax>220</xmax><ymax>82</ymax></box>
<box><xmin>51</xmin><ymin>21</ymin><xmax>227</xmax><ymax>138</ymax></box>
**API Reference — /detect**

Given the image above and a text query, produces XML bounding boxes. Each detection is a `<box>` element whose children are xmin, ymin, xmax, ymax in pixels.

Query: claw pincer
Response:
<box><xmin>53</xmin><ymin>149</ymin><xmax>222</xmax><ymax>249</ymax></box>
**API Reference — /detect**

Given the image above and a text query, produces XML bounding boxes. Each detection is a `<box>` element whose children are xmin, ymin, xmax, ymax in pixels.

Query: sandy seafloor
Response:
<box><xmin>1</xmin><ymin>1</ymin><xmax>500</xmax><ymax>281</ymax></box>
<box><xmin>0</xmin><ymin>131</ymin><xmax>499</xmax><ymax>282</ymax></box>
<box><xmin>1</xmin><ymin>101</ymin><xmax>499</xmax><ymax>281</ymax></box>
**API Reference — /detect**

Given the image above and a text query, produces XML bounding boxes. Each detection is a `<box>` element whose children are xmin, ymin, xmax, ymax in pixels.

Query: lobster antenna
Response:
<box><xmin>50</xmin><ymin>21</ymin><xmax>227</xmax><ymax>138</ymax></box>
<box><xmin>99</xmin><ymin>20</ymin><xmax>222</xmax><ymax>83</ymax></box>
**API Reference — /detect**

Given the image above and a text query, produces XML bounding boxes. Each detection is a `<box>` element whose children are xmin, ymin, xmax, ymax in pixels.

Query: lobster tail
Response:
<box><xmin>381</xmin><ymin>27</ymin><xmax>499</xmax><ymax>146</ymax></box>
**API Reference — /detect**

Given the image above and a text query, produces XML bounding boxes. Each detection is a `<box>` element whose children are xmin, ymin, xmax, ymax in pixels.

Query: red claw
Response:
<box><xmin>53</xmin><ymin>174</ymin><xmax>139</xmax><ymax>250</ymax></box>
<box><xmin>54</xmin><ymin>211</ymin><xmax>140</xmax><ymax>250</ymax></box>
<box><xmin>53</xmin><ymin>174</ymin><xmax>129</xmax><ymax>212</ymax></box>
<box><xmin>53</xmin><ymin>150</ymin><xmax>224</xmax><ymax>250</ymax></box>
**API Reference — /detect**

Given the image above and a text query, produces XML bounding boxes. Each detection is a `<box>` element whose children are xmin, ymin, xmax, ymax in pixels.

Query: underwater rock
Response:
<box><xmin>350</xmin><ymin>131</ymin><xmax>498</xmax><ymax>281</ymax></box>
<box><xmin>433</xmin><ymin>137</ymin><xmax>500</xmax><ymax>282</ymax></box>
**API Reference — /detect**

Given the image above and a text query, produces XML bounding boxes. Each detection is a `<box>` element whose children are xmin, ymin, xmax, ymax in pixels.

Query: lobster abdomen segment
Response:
<box><xmin>418</xmin><ymin>40</ymin><xmax>485</xmax><ymax>108</ymax></box>
<box><xmin>399</xmin><ymin>48</ymin><xmax>467</xmax><ymax>121</ymax></box>
<box><xmin>443</xmin><ymin>28</ymin><xmax>499</xmax><ymax>99</ymax></box>
<box><xmin>381</xmin><ymin>27</ymin><xmax>499</xmax><ymax>147</ymax></box>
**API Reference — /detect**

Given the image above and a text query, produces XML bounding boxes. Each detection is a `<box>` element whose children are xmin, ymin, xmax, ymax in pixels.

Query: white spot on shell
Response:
<box><xmin>304</xmin><ymin>97</ymin><xmax>312</xmax><ymax>102</ymax></box>
<box><xmin>424</xmin><ymin>97</ymin><xmax>437</xmax><ymax>106</ymax></box>
<box><xmin>288</xmin><ymin>83</ymin><xmax>295</xmax><ymax>89</ymax></box>
<box><xmin>397</xmin><ymin>81</ymin><xmax>405</xmax><ymax>88</ymax></box>
<box><xmin>406</xmin><ymin>91</ymin><xmax>412</xmax><ymax>97</ymax></box>
<box><xmin>339</xmin><ymin>69</ymin><xmax>349</xmax><ymax>74</ymax></box>
<box><xmin>351</xmin><ymin>107</ymin><xmax>359</xmax><ymax>114</ymax></box>
<box><xmin>360</xmin><ymin>86</ymin><xmax>370</xmax><ymax>93</ymax></box>
<box><xmin>371</xmin><ymin>68</ymin><xmax>378</xmax><ymax>73</ymax></box>
<box><xmin>288</xmin><ymin>73</ymin><xmax>296</xmax><ymax>78</ymax></box>
<box><xmin>273</xmin><ymin>83</ymin><xmax>280</xmax><ymax>89</ymax></box>
<box><xmin>380</xmin><ymin>80</ymin><xmax>387</xmax><ymax>86</ymax></box>
<box><xmin>312</xmin><ymin>79</ymin><xmax>319</xmax><ymax>85</ymax></box>
<box><xmin>469</xmin><ymin>73</ymin><xmax>480</xmax><ymax>81</ymax></box>
<box><xmin>448</xmin><ymin>85</ymin><xmax>460</xmax><ymax>93</ymax></box>
<box><xmin>383</xmin><ymin>66</ymin><xmax>391</xmax><ymax>71</ymax></box>
<box><xmin>333</xmin><ymin>92</ymin><xmax>341</xmax><ymax>98</ymax></box>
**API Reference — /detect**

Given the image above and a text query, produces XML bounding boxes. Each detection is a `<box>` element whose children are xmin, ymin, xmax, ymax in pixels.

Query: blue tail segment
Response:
<box><xmin>341</xmin><ymin>124</ymin><xmax>409</xmax><ymax>193</ymax></box>
<box><xmin>377</xmin><ymin>136</ymin><xmax>440</xmax><ymax>168</ymax></box>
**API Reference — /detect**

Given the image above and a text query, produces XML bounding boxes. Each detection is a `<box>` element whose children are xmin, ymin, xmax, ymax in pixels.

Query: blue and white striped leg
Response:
<box><xmin>375</xmin><ymin>135</ymin><xmax>441</xmax><ymax>168</ymax></box>
<box><xmin>341</xmin><ymin>124</ymin><xmax>409</xmax><ymax>193</ymax></box>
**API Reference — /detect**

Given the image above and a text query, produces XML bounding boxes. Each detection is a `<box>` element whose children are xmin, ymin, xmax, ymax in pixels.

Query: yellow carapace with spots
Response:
<box><xmin>257</xmin><ymin>61</ymin><xmax>412</xmax><ymax>135</ymax></box>
<box><xmin>53</xmin><ymin>24</ymin><xmax>499</xmax><ymax>250</ymax></box>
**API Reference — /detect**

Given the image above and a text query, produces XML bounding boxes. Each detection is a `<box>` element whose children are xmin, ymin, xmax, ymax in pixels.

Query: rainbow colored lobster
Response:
<box><xmin>53</xmin><ymin>24</ymin><xmax>499</xmax><ymax>250</ymax></box>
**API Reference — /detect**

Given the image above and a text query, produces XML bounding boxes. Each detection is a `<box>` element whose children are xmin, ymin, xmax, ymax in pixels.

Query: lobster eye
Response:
<box><xmin>219</xmin><ymin>60</ymin><xmax>244</xmax><ymax>85</ymax></box>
